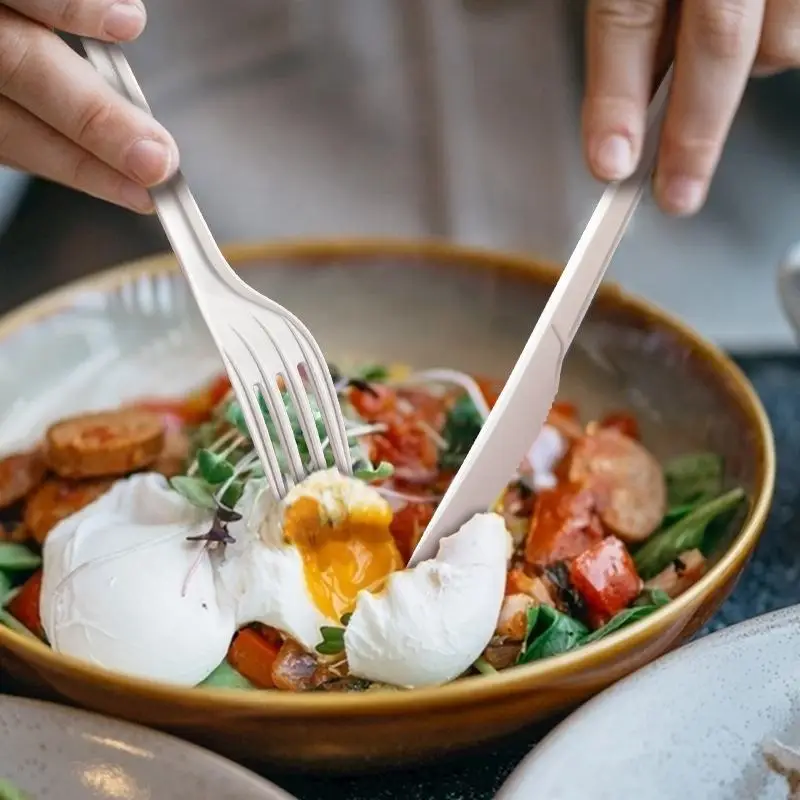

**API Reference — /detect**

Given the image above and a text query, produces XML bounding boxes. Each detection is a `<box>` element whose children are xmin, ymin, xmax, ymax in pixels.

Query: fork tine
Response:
<box><xmin>231</xmin><ymin>328</ymin><xmax>307</xmax><ymax>485</ymax></box>
<box><xmin>224</xmin><ymin>355</ymin><xmax>287</xmax><ymax>501</ymax></box>
<box><xmin>251</xmin><ymin>318</ymin><xmax>328</xmax><ymax>473</ymax></box>
<box><xmin>286</xmin><ymin>320</ymin><xmax>352</xmax><ymax>476</ymax></box>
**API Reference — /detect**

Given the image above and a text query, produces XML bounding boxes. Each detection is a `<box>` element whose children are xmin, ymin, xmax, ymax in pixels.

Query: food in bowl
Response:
<box><xmin>0</xmin><ymin>363</ymin><xmax>744</xmax><ymax>692</ymax></box>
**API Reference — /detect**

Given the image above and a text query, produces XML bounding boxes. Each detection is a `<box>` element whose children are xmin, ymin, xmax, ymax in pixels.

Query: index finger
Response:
<box><xmin>3</xmin><ymin>0</ymin><xmax>147</xmax><ymax>42</ymax></box>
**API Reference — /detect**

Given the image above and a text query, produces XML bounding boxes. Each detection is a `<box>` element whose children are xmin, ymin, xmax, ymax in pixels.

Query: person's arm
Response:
<box><xmin>0</xmin><ymin>0</ymin><xmax>177</xmax><ymax>212</ymax></box>
<box><xmin>582</xmin><ymin>0</ymin><xmax>800</xmax><ymax>217</ymax></box>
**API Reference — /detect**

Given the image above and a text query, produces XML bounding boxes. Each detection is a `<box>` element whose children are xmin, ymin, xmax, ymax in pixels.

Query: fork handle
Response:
<box><xmin>80</xmin><ymin>39</ymin><xmax>255</xmax><ymax>304</ymax></box>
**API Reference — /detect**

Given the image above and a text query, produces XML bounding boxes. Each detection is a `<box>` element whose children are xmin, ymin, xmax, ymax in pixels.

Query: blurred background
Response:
<box><xmin>1</xmin><ymin>0</ymin><xmax>799</xmax><ymax>349</ymax></box>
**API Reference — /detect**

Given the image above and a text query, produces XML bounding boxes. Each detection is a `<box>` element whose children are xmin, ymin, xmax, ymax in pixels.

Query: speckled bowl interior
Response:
<box><xmin>0</xmin><ymin>240</ymin><xmax>775</xmax><ymax>772</ymax></box>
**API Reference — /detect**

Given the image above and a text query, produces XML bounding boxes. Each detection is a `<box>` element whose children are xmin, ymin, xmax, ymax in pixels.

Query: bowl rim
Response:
<box><xmin>0</xmin><ymin>237</ymin><xmax>776</xmax><ymax>718</ymax></box>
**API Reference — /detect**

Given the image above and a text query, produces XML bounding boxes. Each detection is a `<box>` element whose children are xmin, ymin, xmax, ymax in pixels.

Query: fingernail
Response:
<box><xmin>126</xmin><ymin>138</ymin><xmax>175</xmax><ymax>185</ymax></box>
<box><xmin>594</xmin><ymin>135</ymin><xmax>634</xmax><ymax>181</ymax></box>
<box><xmin>119</xmin><ymin>181</ymin><xmax>154</xmax><ymax>213</ymax></box>
<box><xmin>103</xmin><ymin>0</ymin><xmax>146</xmax><ymax>41</ymax></box>
<box><xmin>659</xmin><ymin>176</ymin><xmax>705</xmax><ymax>216</ymax></box>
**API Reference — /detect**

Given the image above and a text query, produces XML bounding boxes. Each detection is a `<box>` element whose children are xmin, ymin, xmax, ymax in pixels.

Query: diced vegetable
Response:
<box><xmin>226</xmin><ymin>628</ymin><xmax>281</xmax><ymax>689</ymax></box>
<box><xmin>633</xmin><ymin>488</ymin><xmax>745</xmax><ymax>579</ymax></box>
<box><xmin>0</xmin><ymin>571</ymin><xmax>12</xmax><ymax>603</ymax></box>
<box><xmin>517</xmin><ymin>604</ymin><xmax>588</xmax><ymax>664</ymax></box>
<box><xmin>524</xmin><ymin>485</ymin><xmax>604</xmax><ymax>568</ymax></box>
<box><xmin>568</xmin><ymin>537</ymin><xmax>643</xmax><ymax>628</ymax></box>
<box><xmin>644</xmin><ymin>549</ymin><xmax>707</xmax><ymax>598</ymax></box>
<box><xmin>271</xmin><ymin>639</ymin><xmax>320</xmax><ymax>692</ymax></box>
<box><xmin>5</xmin><ymin>570</ymin><xmax>43</xmax><ymax>639</ymax></box>
<box><xmin>349</xmin><ymin>383</ymin><xmax>397</xmax><ymax>419</ymax></box>
<box><xmin>389</xmin><ymin>502</ymin><xmax>434</xmax><ymax>563</ymax></box>
<box><xmin>496</xmin><ymin>594</ymin><xmax>537</xmax><ymax>640</ymax></box>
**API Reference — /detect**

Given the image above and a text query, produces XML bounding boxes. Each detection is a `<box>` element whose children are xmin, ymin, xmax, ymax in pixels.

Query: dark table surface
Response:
<box><xmin>2</xmin><ymin>179</ymin><xmax>800</xmax><ymax>800</ymax></box>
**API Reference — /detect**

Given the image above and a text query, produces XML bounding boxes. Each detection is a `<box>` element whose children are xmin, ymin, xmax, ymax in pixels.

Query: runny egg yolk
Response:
<box><xmin>282</xmin><ymin>495</ymin><xmax>404</xmax><ymax>622</ymax></box>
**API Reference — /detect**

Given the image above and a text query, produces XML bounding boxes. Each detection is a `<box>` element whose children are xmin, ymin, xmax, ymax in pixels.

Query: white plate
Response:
<box><xmin>0</xmin><ymin>694</ymin><xmax>295</xmax><ymax>799</ymax></box>
<box><xmin>497</xmin><ymin>606</ymin><xmax>800</xmax><ymax>800</ymax></box>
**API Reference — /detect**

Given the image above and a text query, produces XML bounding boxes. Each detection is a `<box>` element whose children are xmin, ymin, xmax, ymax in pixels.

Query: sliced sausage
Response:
<box><xmin>524</xmin><ymin>484</ymin><xmax>605</xmax><ymax>568</ymax></box>
<box><xmin>24</xmin><ymin>478</ymin><xmax>113</xmax><ymax>544</ymax></box>
<box><xmin>569</xmin><ymin>428</ymin><xmax>666</xmax><ymax>543</ymax></box>
<box><xmin>45</xmin><ymin>410</ymin><xmax>165</xmax><ymax>479</ymax></box>
<box><xmin>0</xmin><ymin>450</ymin><xmax>46</xmax><ymax>510</ymax></box>
<box><xmin>644</xmin><ymin>549</ymin><xmax>707</xmax><ymax>599</ymax></box>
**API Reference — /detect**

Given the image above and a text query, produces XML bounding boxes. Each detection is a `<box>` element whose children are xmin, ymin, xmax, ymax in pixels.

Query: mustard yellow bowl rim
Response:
<box><xmin>0</xmin><ymin>237</ymin><xmax>776</xmax><ymax>718</ymax></box>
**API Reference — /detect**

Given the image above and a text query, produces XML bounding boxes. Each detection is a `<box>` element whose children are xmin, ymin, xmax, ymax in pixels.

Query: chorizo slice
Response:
<box><xmin>45</xmin><ymin>410</ymin><xmax>165</xmax><ymax>479</ymax></box>
<box><xmin>569</xmin><ymin>428</ymin><xmax>666</xmax><ymax>543</ymax></box>
<box><xmin>0</xmin><ymin>450</ymin><xmax>46</xmax><ymax>510</ymax></box>
<box><xmin>24</xmin><ymin>478</ymin><xmax>114</xmax><ymax>544</ymax></box>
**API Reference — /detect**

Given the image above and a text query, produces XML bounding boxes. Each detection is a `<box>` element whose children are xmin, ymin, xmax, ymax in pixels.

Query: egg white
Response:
<box><xmin>40</xmin><ymin>473</ymin><xmax>236</xmax><ymax>686</ymax></box>
<box><xmin>344</xmin><ymin>512</ymin><xmax>512</xmax><ymax>688</ymax></box>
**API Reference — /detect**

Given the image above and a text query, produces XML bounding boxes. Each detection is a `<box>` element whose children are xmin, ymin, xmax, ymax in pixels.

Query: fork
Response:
<box><xmin>80</xmin><ymin>40</ymin><xmax>352</xmax><ymax>501</ymax></box>
<box><xmin>409</xmin><ymin>69</ymin><xmax>674</xmax><ymax>566</ymax></box>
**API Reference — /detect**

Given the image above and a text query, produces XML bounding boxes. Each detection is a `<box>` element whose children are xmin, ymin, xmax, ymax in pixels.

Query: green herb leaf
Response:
<box><xmin>0</xmin><ymin>609</ymin><xmax>37</xmax><ymax>639</ymax></box>
<box><xmin>634</xmin><ymin>487</ymin><xmax>745</xmax><ymax>579</ymax></box>
<box><xmin>517</xmin><ymin>605</ymin><xmax>588</xmax><ymax>664</ymax></box>
<box><xmin>582</xmin><ymin>601</ymin><xmax>668</xmax><ymax>646</ymax></box>
<box><xmin>354</xmin><ymin>460</ymin><xmax>394</xmax><ymax>482</ymax></box>
<box><xmin>225</xmin><ymin>391</ymin><xmax>391</xmax><ymax>484</ymax></box>
<box><xmin>340</xmin><ymin>613</ymin><xmax>352</xmax><ymax>626</ymax></box>
<box><xmin>199</xmin><ymin>660</ymin><xmax>256</xmax><ymax>690</ymax></box>
<box><xmin>0</xmin><ymin>778</ymin><xmax>32</xmax><ymax>800</ymax></box>
<box><xmin>196</xmin><ymin>448</ymin><xmax>235</xmax><ymax>485</ymax></box>
<box><xmin>316</xmin><ymin>625</ymin><xmax>346</xmax><ymax>655</ymax></box>
<box><xmin>356</xmin><ymin>365</ymin><xmax>389</xmax><ymax>382</ymax></box>
<box><xmin>169</xmin><ymin>476</ymin><xmax>218</xmax><ymax>511</ymax></box>
<box><xmin>664</xmin><ymin>453</ymin><xmax>724</xmax><ymax>507</ymax></box>
<box><xmin>0</xmin><ymin>544</ymin><xmax>41</xmax><ymax>572</ymax></box>
<box><xmin>439</xmin><ymin>394</ymin><xmax>483</xmax><ymax>470</ymax></box>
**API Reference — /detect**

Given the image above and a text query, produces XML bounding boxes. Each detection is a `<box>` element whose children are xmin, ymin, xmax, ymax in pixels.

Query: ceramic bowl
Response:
<box><xmin>0</xmin><ymin>240</ymin><xmax>775</xmax><ymax>772</ymax></box>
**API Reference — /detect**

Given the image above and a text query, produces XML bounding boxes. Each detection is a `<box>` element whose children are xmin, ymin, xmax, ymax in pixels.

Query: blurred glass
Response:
<box><xmin>126</xmin><ymin>0</ymin><xmax>576</xmax><ymax>259</ymax></box>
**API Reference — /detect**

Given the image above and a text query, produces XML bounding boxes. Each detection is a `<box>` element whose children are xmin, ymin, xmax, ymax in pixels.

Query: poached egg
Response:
<box><xmin>40</xmin><ymin>473</ymin><xmax>235</xmax><ymax>686</ymax></box>
<box><xmin>218</xmin><ymin>469</ymin><xmax>404</xmax><ymax>650</ymax></box>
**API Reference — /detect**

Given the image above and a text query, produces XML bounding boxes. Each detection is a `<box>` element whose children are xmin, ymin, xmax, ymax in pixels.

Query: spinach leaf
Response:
<box><xmin>439</xmin><ymin>394</ymin><xmax>483</xmax><ymax>470</ymax></box>
<box><xmin>634</xmin><ymin>587</ymin><xmax>671</xmax><ymax>608</ymax></box>
<box><xmin>199</xmin><ymin>660</ymin><xmax>256</xmax><ymax>690</ymax></box>
<box><xmin>582</xmin><ymin>595</ymin><xmax>670</xmax><ymax>646</ymax></box>
<box><xmin>517</xmin><ymin>605</ymin><xmax>588</xmax><ymax>664</ymax></box>
<box><xmin>634</xmin><ymin>487</ymin><xmax>745</xmax><ymax>579</ymax></box>
<box><xmin>664</xmin><ymin>453</ymin><xmax>723</xmax><ymax>507</ymax></box>
<box><xmin>0</xmin><ymin>544</ymin><xmax>40</xmax><ymax>572</ymax></box>
<box><xmin>0</xmin><ymin>779</ymin><xmax>32</xmax><ymax>800</ymax></box>
<box><xmin>356</xmin><ymin>364</ymin><xmax>389</xmax><ymax>382</ymax></box>
<box><xmin>0</xmin><ymin>610</ymin><xmax>37</xmax><ymax>639</ymax></box>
